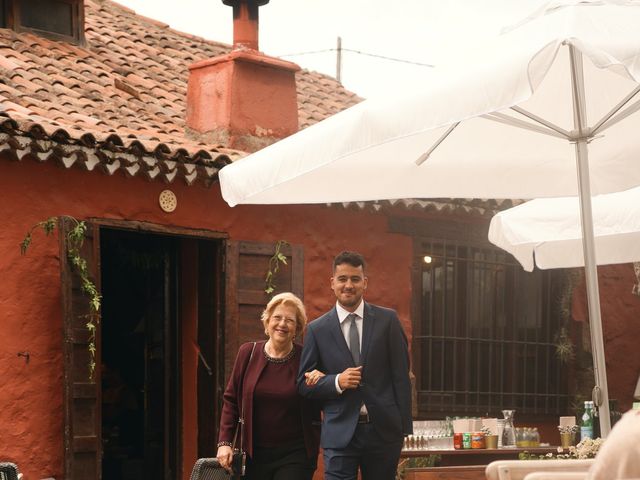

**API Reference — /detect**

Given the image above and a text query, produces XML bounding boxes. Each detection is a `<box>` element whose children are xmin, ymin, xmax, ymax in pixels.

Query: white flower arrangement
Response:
<box><xmin>570</xmin><ymin>437</ymin><xmax>604</xmax><ymax>459</ymax></box>
<box><xmin>481</xmin><ymin>426</ymin><xmax>494</xmax><ymax>436</ymax></box>
<box><xmin>557</xmin><ymin>424</ymin><xmax>579</xmax><ymax>434</ymax></box>
<box><xmin>524</xmin><ymin>437</ymin><xmax>604</xmax><ymax>460</ymax></box>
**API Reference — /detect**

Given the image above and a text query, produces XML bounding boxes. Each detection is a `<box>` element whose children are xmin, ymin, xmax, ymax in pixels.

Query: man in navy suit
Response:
<box><xmin>298</xmin><ymin>251</ymin><xmax>412</xmax><ymax>480</ymax></box>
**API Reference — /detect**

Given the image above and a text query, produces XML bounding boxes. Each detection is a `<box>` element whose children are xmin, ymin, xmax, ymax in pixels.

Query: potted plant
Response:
<box><xmin>482</xmin><ymin>426</ymin><xmax>499</xmax><ymax>449</ymax></box>
<box><xmin>558</xmin><ymin>424</ymin><xmax>578</xmax><ymax>448</ymax></box>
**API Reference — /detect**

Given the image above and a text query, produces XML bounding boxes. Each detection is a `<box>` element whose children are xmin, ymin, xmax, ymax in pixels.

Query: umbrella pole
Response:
<box><xmin>575</xmin><ymin>141</ymin><xmax>611</xmax><ymax>437</ymax></box>
<box><xmin>570</xmin><ymin>45</ymin><xmax>611</xmax><ymax>437</ymax></box>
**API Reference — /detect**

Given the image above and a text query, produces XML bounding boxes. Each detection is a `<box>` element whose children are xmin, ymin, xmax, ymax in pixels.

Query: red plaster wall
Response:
<box><xmin>186</xmin><ymin>61</ymin><xmax>233</xmax><ymax>132</ymax></box>
<box><xmin>0</xmin><ymin>159</ymin><xmax>413</xmax><ymax>479</ymax></box>
<box><xmin>229</xmin><ymin>59</ymin><xmax>299</xmax><ymax>137</ymax></box>
<box><xmin>186</xmin><ymin>52</ymin><xmax>299</xmax><ymax>145</ymax></box>
<box><xmin>572</xmin><ymin>264</ymin><xmax>640</xmax><ymax>412</ymax></box>
<box><xmin>3</xmin><ymin>158</ymin><xmax>640</xmax><ymax>479</ymax></box>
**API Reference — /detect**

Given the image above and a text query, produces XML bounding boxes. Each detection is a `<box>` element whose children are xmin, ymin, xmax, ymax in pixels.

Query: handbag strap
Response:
<box><xmin>232</xmin><ymin>342</ymin><xmax>256</xmax><ymax>451</ymax></box>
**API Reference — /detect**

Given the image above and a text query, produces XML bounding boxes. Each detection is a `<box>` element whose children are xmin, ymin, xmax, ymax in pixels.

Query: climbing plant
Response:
<box><xmin>21</xmin><ymin>216</ymin><xmax>101</xmax><ymax>380</ymax></box>
<box><xmin>554</xmin><ymin>269</ymin><xmax>597</xmax><ymax>415</ymax></box>
<box><xmin>264</xmin><ymin>240</ymin><xmax>289</xmax><ymax>295</ymax></box>
<box><xmin>553</xmin><ymin>270</ymin><xmax>581</xmax><ymax>364</ymax></box>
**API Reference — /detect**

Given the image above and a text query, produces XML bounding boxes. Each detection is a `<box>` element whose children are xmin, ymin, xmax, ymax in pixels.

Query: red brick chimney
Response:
<box><xmin>186</xmin><ymin>0</ymin><xmax>301</xmax><ymax>152</ymax></box>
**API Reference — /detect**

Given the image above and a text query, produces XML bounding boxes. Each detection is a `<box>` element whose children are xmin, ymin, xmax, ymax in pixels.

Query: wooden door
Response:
<box><xmin>224</xmin><ymin>240</ymin><xmax>303</xmax><ymax>377</ymax></box>
<box><xmin>60</xmin><ymin>218</ymin><xmax>102</xmax><ymax>480</ymax></box>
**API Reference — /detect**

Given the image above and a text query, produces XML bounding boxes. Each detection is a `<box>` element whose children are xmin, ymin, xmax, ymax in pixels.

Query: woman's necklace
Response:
<box><xmin>263</xmin><ymin>341</ymin><xmax>295</xmax><ymax>363</ymax></box>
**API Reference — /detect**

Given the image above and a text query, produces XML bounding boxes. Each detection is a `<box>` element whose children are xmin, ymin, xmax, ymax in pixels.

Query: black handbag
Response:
<box><xmin>189</xmin><ymin>458</ymin><xmax>232</xmax><ymax>480</ymax></box>
<box><xmin>230</xmin><ymin>342</ymin><xmax>256</xmax><ymax>477</ymax></box>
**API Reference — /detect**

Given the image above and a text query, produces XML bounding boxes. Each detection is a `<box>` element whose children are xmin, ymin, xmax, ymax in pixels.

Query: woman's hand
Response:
<box><xmin>304</xmin><ymin>369</ymin><xmax>326</xmax><ymax>386</ymax></box>
<box><xmin>216</xmin><ymin>445</ymin><xmax>233</xmax><ymax>472</ymax></box>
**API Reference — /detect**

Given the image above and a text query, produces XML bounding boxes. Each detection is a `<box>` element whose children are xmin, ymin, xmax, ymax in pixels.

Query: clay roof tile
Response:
<box><xmin>0</xmin><ymin>0</ymin><xmax>360</xmax><ymax>186</ymax></box>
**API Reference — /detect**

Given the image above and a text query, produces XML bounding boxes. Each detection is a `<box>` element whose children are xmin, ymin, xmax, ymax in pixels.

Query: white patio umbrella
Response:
<box><xmin>489</xmin><ymin>186</ymin><xmax>640</xmax><ymax>272</ymax></box>
<box><xmin>220</xmin><ymin>0</ymin><xmax>640</xmax><ymax>435</ymax></box>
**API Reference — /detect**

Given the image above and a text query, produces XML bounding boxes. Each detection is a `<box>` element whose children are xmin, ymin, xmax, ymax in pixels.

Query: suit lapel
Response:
<box><xmin>328</xmin><ymin>307</ymin><xmax>355</xmax><ymax>365</ymax></box>
<box><xmin>360</xmin><ymin>302</ymin><xmax>376</xmax><ymax>367</ymax></box>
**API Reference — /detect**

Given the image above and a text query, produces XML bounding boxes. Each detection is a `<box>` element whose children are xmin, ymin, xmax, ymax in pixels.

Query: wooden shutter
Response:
<box><xmin>197</xmin><ymin>239</ymin><xmax>224</xmax><ymax>458</ymax></box>
<box><xmin>224</xmin><ymin>241</ymin><xmax>303</xmax><ymax>377</ymax></box>
<box><xmin>60</xmin><ymin>219</ymin><xmax>101</xmax><ymax>480</ymax></box>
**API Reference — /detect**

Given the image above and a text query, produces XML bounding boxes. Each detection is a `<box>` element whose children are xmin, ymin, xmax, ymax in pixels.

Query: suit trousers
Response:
<box><xmin>245</xmin><ymin>440</ymin><xmax>316</xmax><ymax>480</ymax></box>
<box><xmin>323</xmin><ymin>423</ymin><xmax>404</xmax><ymax>480</ymax></box>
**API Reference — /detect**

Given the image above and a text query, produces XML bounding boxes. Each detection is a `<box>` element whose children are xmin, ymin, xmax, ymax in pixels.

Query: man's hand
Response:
<box><xmin>304</xmin><ymin>369</ymin><xmax>326</xmax><ymax>386</ymax></box>
<box><xmin>338</xmin><ymin>366</ymin><xmax>362</xmax><ymax>390</ymax></box>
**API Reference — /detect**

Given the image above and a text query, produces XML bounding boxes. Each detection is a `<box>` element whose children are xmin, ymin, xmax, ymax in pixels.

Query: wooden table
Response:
<box><xmin>402</xmin><ymin>447</ymin><xmax>558</xmax><ymax>466</ymax></box>
<box><xmin>400</xmin><ymin>447</ymin><xmax>558</xmax><ymax>479</ymax></box>
<box><xmin>404</xmin><ymin>465</ymin><xmax>487</xmax><ymax>480</ymax></box>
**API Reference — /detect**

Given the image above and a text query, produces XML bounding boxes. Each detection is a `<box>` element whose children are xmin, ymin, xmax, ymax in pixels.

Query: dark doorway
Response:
<box><xmin>100</xmin><ymin>228</ymin><xmax>179</xmax><ymax>480</ymax></box>
<box><xmin>61</xmin><ymin>221</ymin><xmax>225</xmax><ymax>480</ymax></box>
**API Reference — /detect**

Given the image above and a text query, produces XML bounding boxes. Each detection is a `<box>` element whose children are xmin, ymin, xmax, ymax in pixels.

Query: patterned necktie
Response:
<box><xmin>346</xmin><ymin>313</ymin><xmax>360</xmax><ymax>365</ymax></box>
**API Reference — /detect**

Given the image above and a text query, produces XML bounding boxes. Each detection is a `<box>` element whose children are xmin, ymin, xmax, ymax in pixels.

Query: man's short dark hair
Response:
<box><xmin>333</xmin><ymin>251</ymin><xmax>366</xmax><ymax>273</ymax></box>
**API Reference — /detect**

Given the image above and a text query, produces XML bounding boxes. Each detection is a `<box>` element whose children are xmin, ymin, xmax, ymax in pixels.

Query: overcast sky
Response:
<box><xmin>116</xmin><ymin>0</ymin><xmax>548</xmax><ymax>98</ymax></box>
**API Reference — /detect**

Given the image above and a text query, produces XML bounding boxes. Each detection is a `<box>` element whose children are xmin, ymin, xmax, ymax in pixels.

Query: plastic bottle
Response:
<box><xmin>580</xmin><ymin>400</ymin><xmax>594</xmax><ymax>440</ymax></box>
<box><xmin>532</xmin><ymin>427</ymin><xmax>540</xmax><ymax>447</ymax></box>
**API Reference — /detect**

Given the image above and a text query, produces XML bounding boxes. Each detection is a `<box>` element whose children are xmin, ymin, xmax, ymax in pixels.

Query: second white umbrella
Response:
<box><xmin>489</xmin><ymin>186</ymin><xmax>640</xmax><ymax>272</ymax></box>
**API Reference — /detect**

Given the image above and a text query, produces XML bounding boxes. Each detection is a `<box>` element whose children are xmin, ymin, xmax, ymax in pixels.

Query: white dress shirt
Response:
<box><xmin>334</xmin><ymin>301</ymin><xmax>368</xmax><ymax>415</ymax></box>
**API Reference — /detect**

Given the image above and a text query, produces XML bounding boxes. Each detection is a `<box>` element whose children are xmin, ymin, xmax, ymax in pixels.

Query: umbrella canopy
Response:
<box><xmin>489</xmin><ymin>186</ymin><xmax>640</xmax><ymax>271</ymax></box>
<box><xmin>220</xmin><ymin>0</ymin><xmax>640</xmax><ymax>435</ymax></box>
<box><xmin>220</xmin><ymin>2</ymin><xmax>640</xmax><ymax>206</ymax></box>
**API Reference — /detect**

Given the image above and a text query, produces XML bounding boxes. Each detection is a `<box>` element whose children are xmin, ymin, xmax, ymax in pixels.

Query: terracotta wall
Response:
<box><xmin>0</xmin><ymin>159</ymin><xmax>413</xmax><ymax>479</ymax></box>
<box><xmin>2</xmin><ymin>159</ymin><xmax>640</xmax><ymax>479</ymax></box>
<box><xmin>572</xmin><ymin>264</ymin><xmax>640</xmax><ymax>412</ymax></box>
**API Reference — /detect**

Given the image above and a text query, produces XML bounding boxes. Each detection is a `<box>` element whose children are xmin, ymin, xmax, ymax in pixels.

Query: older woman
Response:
<box><xmin>216</xmin><ymin>292</ymin><xmax>321</xmax><ymax>480</ymax></box>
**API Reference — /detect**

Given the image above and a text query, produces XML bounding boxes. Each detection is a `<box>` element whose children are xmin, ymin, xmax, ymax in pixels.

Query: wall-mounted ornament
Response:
<box><xmin>159</xmin><ymin>189</ymin><xmax>177</xmax><ymax>213</ymax></box>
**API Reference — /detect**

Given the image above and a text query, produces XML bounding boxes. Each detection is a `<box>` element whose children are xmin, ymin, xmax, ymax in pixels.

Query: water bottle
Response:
<box><xmin>580</xmin><ymin>401</ymin><xmax>594</xmax><ymax>440</ymax></box>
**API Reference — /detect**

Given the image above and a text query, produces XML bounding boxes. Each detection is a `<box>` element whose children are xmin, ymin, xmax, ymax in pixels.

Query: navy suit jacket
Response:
<box><xmin>297</xmin><ymin>302</ymin><xmax>413</xmax><ymax>449</ymax></box>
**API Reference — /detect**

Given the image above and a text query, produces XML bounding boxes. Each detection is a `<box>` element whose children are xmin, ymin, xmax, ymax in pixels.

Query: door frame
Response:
<box><xmin>62</xmin><ymin>218</ymin><xmax>228</xmax><ymax>480</ymax></box>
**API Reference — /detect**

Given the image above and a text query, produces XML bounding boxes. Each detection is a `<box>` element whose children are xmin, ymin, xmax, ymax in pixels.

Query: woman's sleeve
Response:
<box><xmin>217</xmin><ymin>343</ymin><xmax>249</xmax><ymax>445</ymax></box>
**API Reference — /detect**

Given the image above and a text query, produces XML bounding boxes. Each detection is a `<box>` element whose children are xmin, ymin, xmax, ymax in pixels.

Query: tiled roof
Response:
<box><xmin>0</xmin><ymin>0</ymin><xmax>361</xmax><ymax>185</ymax></box>
<box><xmin>0</xmin><ymin>1</ymin><xmax>514</xmax><ymax>216</ymax></box>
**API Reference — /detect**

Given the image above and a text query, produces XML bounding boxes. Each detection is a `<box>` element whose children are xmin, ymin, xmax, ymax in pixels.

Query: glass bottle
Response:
<box><xmin>580</xmin><ymin>400</ymin><xmax>594</xmax><ymax>440</ymax></box>
<box><xmin>501</xmin><ymin>409</ymin><xmax>517</xmax><ymax>448</ymax></box>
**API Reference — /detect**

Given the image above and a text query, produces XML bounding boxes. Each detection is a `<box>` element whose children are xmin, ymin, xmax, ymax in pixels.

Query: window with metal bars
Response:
<box><xmin>414</xmin><ymin>238</ymin><xmax>569</xmax><ymax>418</ymax></box>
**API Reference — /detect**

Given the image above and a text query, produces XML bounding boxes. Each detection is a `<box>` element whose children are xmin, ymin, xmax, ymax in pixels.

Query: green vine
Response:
<box><xmin>21</xmin><ymin>216</ymin><xmax>101</xmax><ymax>380</ymax></box>
<box><xmin>264</xmin><ymin>240</ymin><xmax>289</xmax><ymax>295</ymax></box>
<box><xmin>554</xmin><ymin>269</ymin><xmax>595</xmax><ymax>415</ymax></box>
<box><xmin>555</xmin><ymin>270</ymin><xmax>577</xmax><ymax>364</ymax></box>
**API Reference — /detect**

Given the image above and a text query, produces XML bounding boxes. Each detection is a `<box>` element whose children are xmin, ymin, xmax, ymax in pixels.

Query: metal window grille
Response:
<box><xmin>414</xmin><ymin>238</ymin><xmax>569</xmax><ymax>417</ymax></box>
